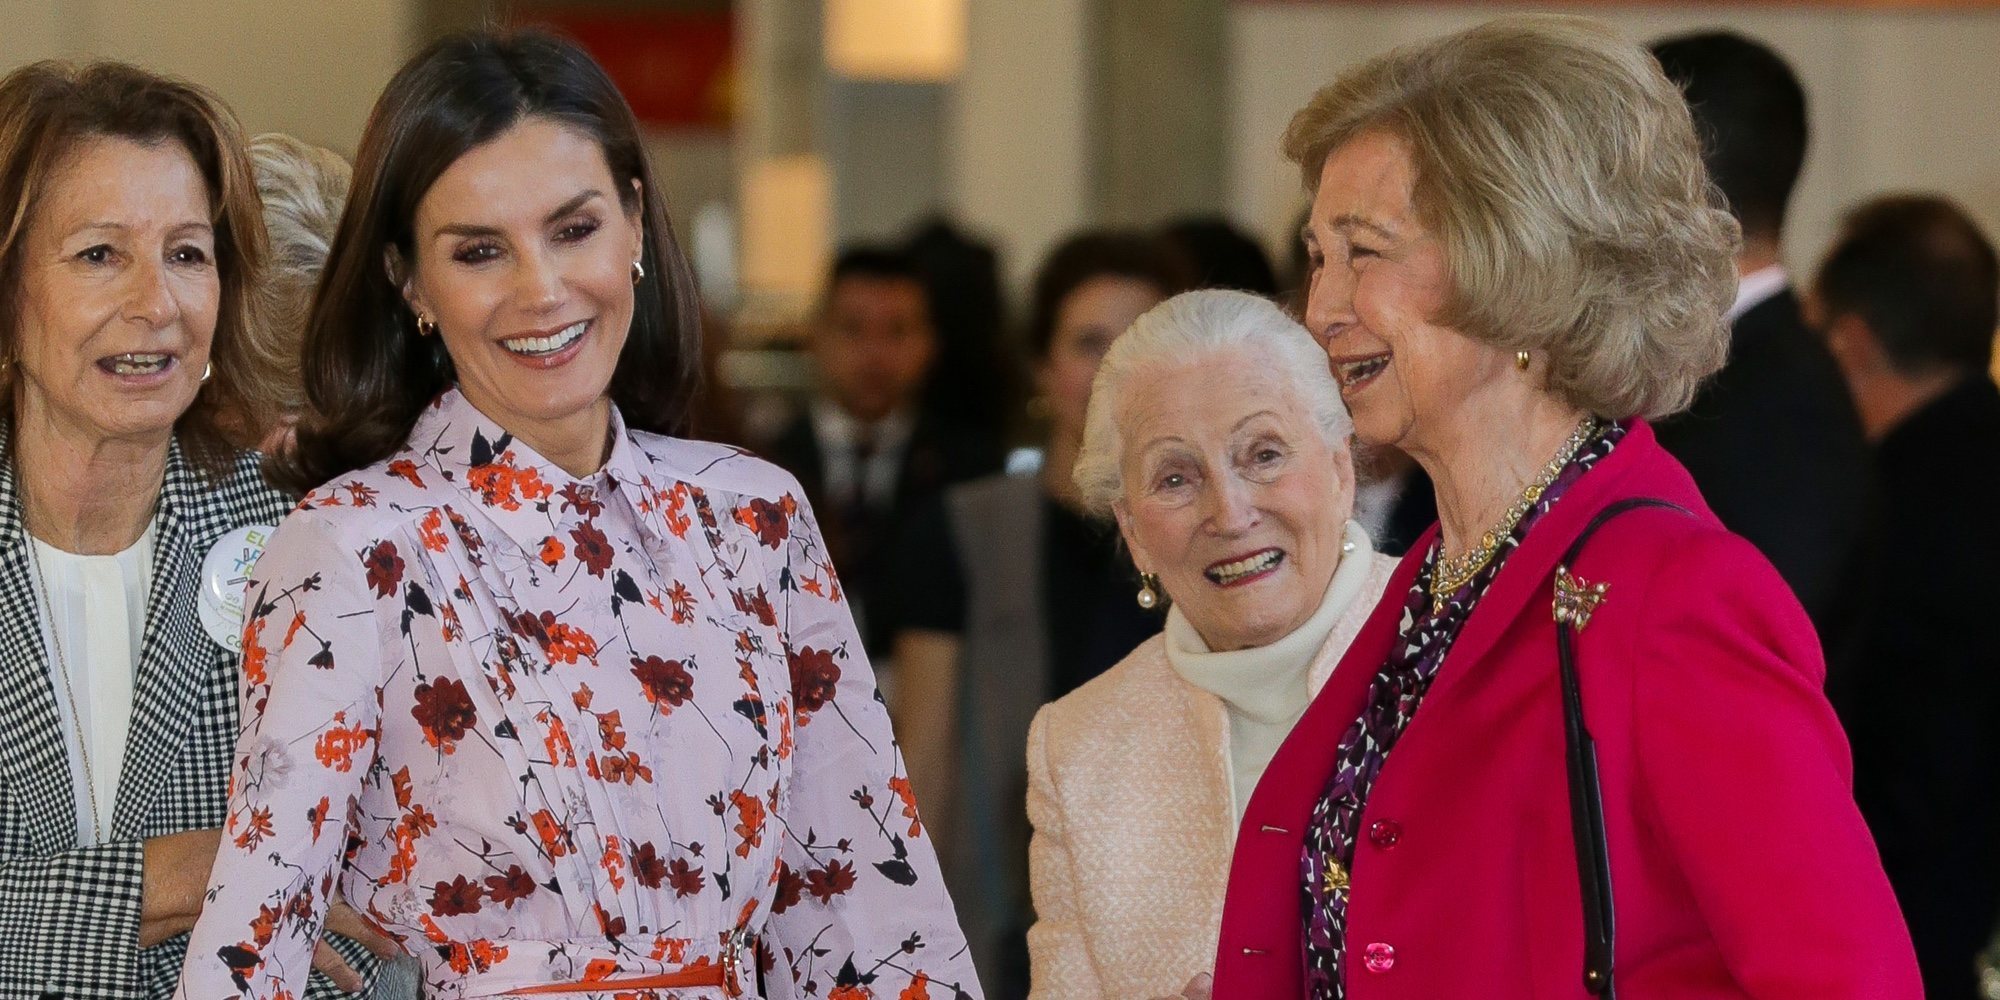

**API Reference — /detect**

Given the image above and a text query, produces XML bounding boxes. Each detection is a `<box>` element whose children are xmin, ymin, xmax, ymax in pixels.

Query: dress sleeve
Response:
<box><xmin>174</xmin><ymin>511</ymin><xmax>388</xmax><ymax>999</ymax></box>
<box><xmin>1023</xmin><ymin>708</ymin><xmax>1098</xmax><ymax>1000</ymax></box>
<box><xmin>1629</xmin><ymin>531</ymin><xmax>1922</xmax><ymax>999</ymax></box>
<box><xmin>764</xmin><ymin>488</ymin><xmax>984</xmax><ymax>1000</ymax></box>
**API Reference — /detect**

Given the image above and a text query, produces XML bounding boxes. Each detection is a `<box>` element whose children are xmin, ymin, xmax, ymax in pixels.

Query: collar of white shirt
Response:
<box><xmin>1727</xmin><ymin>264</ymin><xmax>1789</xmax><ymax>324</ymax></box>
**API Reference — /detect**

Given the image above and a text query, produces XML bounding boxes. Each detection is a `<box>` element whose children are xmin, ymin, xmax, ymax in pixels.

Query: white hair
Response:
<box><xmin>1073</xmin><ymin>289</ymin><xmax>1354</xmax><ymax>514</ymax></box>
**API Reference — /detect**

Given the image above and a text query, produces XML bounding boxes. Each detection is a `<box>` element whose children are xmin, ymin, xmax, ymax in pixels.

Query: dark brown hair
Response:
<box><xmin>1817</xmin><ymin>194</ymin><xmax>1999</xmax><ymax>377</ymax></box>
<box><xmin>1027</xmin><ymin>230</ymin><xmax>1190</xmax><ymax>358</ymax></box>
<box><xmin>273</xmin><ymin>28</ymin><xmax>701</xmax><ymax>494</ymax></box>
<box><xmin>0</xmin><ymin>61</ymin><xmax>271</xmax><ymax>477</ymax></box>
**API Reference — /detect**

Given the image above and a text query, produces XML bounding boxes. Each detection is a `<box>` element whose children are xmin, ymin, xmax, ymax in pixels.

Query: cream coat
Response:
<box><xmin>1024</xmin><ymin>553</ymin><xmax>1396</xmax><ymax>998</ymax></box>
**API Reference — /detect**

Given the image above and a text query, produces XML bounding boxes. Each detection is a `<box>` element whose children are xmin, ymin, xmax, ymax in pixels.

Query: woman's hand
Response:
<box><xmin>139</xmin><ymin>828</ymin><xmax>220</xmax><ymax>946</ymax></box>
<box><xmin>313</xmin><ymin>901</ymin><xmax>401</xmax><ymax>993</ymax></box>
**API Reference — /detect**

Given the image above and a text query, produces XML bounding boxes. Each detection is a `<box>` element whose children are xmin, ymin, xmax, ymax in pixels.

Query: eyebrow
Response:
<box><xmin>1233</xmin><ymin>409</ymin><xmax>1282</xmax><ymax>432</ymax></box>
<box><xmin>1304</xmin><ymin>213</ymin><xmax>1401</xmax><ymax>243</ymax></box>
<box><xmin>429</xmin><ymin>189</ymin><xmax>605</xmax><ymax>241</ymax></box>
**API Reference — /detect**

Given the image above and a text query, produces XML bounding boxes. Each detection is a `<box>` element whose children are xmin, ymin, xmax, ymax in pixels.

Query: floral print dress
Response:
<box><xmin>1298</xmin><ymin>421</ymin><xmax>1623</xmax><ymax>998</ymax></box>
<box><xmin>174</xmin><ymin>389</ymin><xmax>979</xmax><ymax>1000</ymax></box>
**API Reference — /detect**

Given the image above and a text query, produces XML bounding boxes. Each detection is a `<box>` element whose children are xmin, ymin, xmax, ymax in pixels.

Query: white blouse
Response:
<box><xmin>28</xmin><ymin>519</ymin><xmax>156</xmax><ymax>845</ymax></box>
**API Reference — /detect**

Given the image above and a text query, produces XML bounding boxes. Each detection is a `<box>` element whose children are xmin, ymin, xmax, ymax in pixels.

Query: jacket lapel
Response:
<box><xmin>113</xmin><ymin>442</ymin><xmax>227</xmax><ymax>837</ymax></box>
<box><xmin>0</xmin><ymin>443</ymin><xmax>80</xmax><ymax>853</ymax></box>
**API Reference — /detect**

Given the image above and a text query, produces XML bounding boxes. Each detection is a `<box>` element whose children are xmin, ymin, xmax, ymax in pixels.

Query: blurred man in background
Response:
<box><xmin>1814</xmin><ymin>194</ymin><xmax>2000</xmax><ymax>1000</ymax></box>
<box><xmin>1650</xmin><ymin>31</ymin><xmax>1868</xmax><ymax>626</ymax></box>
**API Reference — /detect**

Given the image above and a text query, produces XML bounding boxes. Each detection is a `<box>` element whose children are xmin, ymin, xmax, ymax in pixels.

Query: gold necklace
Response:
<box><xmin>1430</xmin><ymin>416</ymin><xmax>1600</xmax><ymax>613</ymax></box>
<box><xmin>26</xmin><ymin>540</ymin><xmax>103</xmax><ymax>843</ymax></box>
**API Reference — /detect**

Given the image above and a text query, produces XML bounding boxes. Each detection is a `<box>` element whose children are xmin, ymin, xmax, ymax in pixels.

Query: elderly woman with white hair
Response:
<box><xmin>1024</xmin><ymin>289</ymin><xmax>1397</xmax><ymax>999</ymax></box>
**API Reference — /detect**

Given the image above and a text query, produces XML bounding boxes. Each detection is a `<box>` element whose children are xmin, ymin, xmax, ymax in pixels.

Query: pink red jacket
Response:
<box><xmin>1212</xmin><ymin>421</ymin><xmax>1921</xmax><ymax>999</ymax></box>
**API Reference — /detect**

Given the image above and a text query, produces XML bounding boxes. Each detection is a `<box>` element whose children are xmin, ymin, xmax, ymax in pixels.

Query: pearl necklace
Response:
<box><xmin>1429</xmin><ymin>416</ymin><xmax>1601</xmax><ymax>614</ymax></box>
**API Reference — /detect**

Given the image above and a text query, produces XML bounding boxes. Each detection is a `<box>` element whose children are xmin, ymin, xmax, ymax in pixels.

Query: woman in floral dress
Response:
<box><xmin>175</xmin><ymin>29</ymin><xmax>979</xmax><ymax>1000</ymax></box>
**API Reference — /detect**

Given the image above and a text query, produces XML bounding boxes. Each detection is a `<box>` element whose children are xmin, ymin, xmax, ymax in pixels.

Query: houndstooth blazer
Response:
<box><xmin>0</xmin><ymin>432</ymin><xmax>379</xmax><ymax>999</ymax></box>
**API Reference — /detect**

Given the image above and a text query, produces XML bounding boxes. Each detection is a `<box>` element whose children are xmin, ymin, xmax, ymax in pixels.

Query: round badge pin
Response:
<box><xmin>198</xmin><ymin>524</ymin><xmax>277</xmax><ymax>652</ymax></box>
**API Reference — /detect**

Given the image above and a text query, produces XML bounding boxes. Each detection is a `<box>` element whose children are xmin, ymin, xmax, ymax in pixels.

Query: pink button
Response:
<box><xmin>1364</xmin><ymin>942</ymin><xmax>1396</xmax><ymax>973</ymax></box>
<box><xmin>1368</xmin><ymin>819</ymin><xmax>1402</xmax><ymax>849</ymax></box>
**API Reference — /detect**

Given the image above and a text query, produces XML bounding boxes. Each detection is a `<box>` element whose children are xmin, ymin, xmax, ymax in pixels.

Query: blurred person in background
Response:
<box><xmin>246</xmin><ymin>132</ymin><xmax>350</xmax><ymax>455</ymax></box>
<box><xmin>906</xmin><ymin>217</ymin><xmax>1017</xmax><ymax>451</ymax></box>
<box><xmin>1214</xmin><ymin>16</ymin><xmax>1918</xmax><ymax>998</ymax></box>
<box><xmin>1813</xmin><ymin>194</ymin><xmax>2000</xmax><ymax>999</ymax></box>
<box><xmin>889</xmin><ymin>230</ymin><xmax>1188</xmax><ymax>999</ymax></box>
<box><xmin>763</xmin><ymin>247</ymin><xmax>1003</xmax><ymax>660</ymax></box>
<box><xmin>1159</xmin><ymin>216</ymin><xmax>1279</xmax><ymax>299</ymax></box>
<box><xmin>1028</xmin><ymin>290</ymin><xmax>1396</xmax><ymax>999</ymax></box>
<box><xmin>1649</xmin><ymin>30</ymin><xmax>1868</xmax><ymax>628</ymax></box>
<box><xmin>0</xmin><ymin>61</ymin><xmax>384</xmax><ymax>997</ymax></box>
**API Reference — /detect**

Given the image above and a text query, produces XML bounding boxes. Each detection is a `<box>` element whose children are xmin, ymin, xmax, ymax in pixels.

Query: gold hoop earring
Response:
<box><xmin>631</xmin><ymin>259</ymin><xmax>645</xmax><ymax>285</ymax></box>
<box><xmin>1135</xmin><ymin>573</ymin><xmax>1161</xmax><ymax>610</ymax></box>
<box><xmin>1515</xmin><ymin>350</ymin><xmax>1531</xmax><ymax>371</ymax></box>
<box><xmin>201</xmin><ymin>362</ymin><xmax>212</xmax><ymax>383</ymax></box>
<box><xmin>416</xmin><ymin>315</ymin><xmax>437</xmax><ymax>337</ymax></box>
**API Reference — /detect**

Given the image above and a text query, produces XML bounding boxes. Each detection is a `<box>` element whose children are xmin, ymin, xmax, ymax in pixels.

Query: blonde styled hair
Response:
<box><xmin>1073</xmin><ymin>289</ymin><xmax>1352</xmax><ymax>515</ymax></box>
<box><xmin>1283</xmin><ymin>14</ymin><xmax>1741</xmax><ymax>419</ymax></box>
<box><xmin>0</xmin><ymin>60</ymin><xmax>272</xmax><ymax>473</ymax></box>
<box><xmin>249</xmin><ymin>133</ymin><xmax>351</xmax><ymax>416</ymax></box>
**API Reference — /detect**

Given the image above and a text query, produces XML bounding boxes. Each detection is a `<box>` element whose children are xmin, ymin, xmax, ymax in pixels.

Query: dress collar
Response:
<box><xmin>407</xmin><ymin>387</ymin><xmax>657</xmax><ymax>552</ymax></box>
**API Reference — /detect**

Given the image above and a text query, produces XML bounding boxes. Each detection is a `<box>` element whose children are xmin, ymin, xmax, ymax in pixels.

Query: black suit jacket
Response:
<box><xmin>1654</xmin><ymin>288</ymin><xmax>1868</xmax><ymax>625</ymax></box>
<box><xmin>1827</xmin><ymin>377</ymin><xmax>2000</xmax><ymax>1000</ymax></box>
<box><xmin>763</xmin><ymin>410</ymin><xmax>1003</xmax><ymax>654</ymax></box>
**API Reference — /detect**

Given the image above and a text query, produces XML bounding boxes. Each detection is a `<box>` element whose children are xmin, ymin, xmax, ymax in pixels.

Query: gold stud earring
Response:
<box><xmin>631</xmin><ymin>259</ymin><xmax>645</xmax><ymax>285</ymax></box>
<box><xmin>1515</xmin><ymin>350</ymin><xmax>1531</xmax><ymax>371</ymax></box>
<box><xmin>1136</xmin><ymin>573</ymin><xmax>1161</xmax><ymax>610</ymax></box>
<box><xmin>415</xmin><ymin>314</ymin><xmax>437</xmax><ymax>337</ymax></box>
<box><xmin>201</xmin><ymin>362</ymin><xmax>212</xmax><ymax>383</ymax></box>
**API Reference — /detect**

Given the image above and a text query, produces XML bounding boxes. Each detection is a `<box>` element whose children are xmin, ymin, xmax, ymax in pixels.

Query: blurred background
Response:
<box><xmin>6</xmin><ymin>0</ymin><xmax>1997</xmax><ymax>373</ymax></box>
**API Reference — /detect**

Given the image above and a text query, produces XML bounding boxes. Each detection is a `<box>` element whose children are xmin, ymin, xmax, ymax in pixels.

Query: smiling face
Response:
<box><xmin>1038</xmin><ymin>275</ymin><xmax>1166</xmax><ymax>449</ymax></box>
<box><xmin>12</xmin><ymin>136</ymin><xmax>219</xmax><ymax>445</ymax></box>
<box><xmin>1301</xmin><ymin>129</ymin><xmax>1514</xmax><ymax>457</ymax></box>
<box><xmin>400</xmin><ymin>116</ymin><xmax>643</xmax><ymax>467</ymax></box>
<box><xmin>1112</xmin><ymin>351</ymin><xmax>1353</xmax><ymax>652</ymax></box>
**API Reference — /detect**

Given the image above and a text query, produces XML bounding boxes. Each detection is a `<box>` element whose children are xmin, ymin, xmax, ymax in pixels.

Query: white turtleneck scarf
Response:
<box><xmin>1164</xmin><ymin>520</ymin><xmax>1378</xmax><ymax>823</ymax></box>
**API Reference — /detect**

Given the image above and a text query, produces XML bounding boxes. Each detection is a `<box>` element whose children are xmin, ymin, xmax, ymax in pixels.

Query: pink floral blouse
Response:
<box><xmin>174</xmin><ymin>389</ymin><xmax>979</xmax><ymax>1000</ymax></box>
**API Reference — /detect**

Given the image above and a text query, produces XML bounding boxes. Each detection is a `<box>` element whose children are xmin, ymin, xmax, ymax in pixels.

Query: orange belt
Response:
<box><xmin>511</xmin><ymin>966</ymin><xmax>727</xmax><ymax>995</ymax></box>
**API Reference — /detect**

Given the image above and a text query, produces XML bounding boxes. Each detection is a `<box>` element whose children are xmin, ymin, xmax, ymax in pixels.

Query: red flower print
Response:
<box><xmin>538</xmin><ymin>536</ymin><xmax>565</xmax><ymax>568</ymax></box>
<box><xmin>772</xmin><ymin>861</ymin><xmax>805</xmax><ymax>914</ymax></box>
<box><xmin>485</xmin><ymin>865</ymin><xmax>537</xmax><ymax>908</ymax></box>
<box><xmin>412</xmin><ymin>677</ymin><xmax>477</xmax><ymax>753</ymax></box>
<box><xmin>804</xmin><ymin>859</ymin><xmax>858</xmax><ymax>903</ymax></box>
<box><xmin>386</xmin><ymin>458</ymin><xmax>425</xmax><ymax>488</ymax></box>
<box><xmin>345</xmin><ymin>481</ymin><xmax>379</xmax><ymax>507</ymax></box>
<box><xmin>233</xmin><ymin>806</ymin><xmax>274</xmax><ymax>850</ymax></box>
<box><xmin>666</xmin><ymin>581</ymin><xmax>695</xmax><ymax>624</ymax></box>
<box><xmin>559</xmin><ymin>481</ymin><xmax>605</xmax><ymax>518</ymax></box>
<box><xmin>789</xmin><ymin>646</ymin><xmax>842</xmax><ymax>720</ymax></box>
<box><xmin>570</xmin><ymin>519</ymin><xmax>614</xmax><ymax>577</ymax></box>
<box><xmin>631</xmin><ymin>840</ymin><xmax>669</xmax><ymax>889</ymax></box>
<box><xmin>313</xmin><ymin>712</ymin><xmax>371</xmax><ymax>771</ymax></box>
<box><xmin>888</xmin><ymin>775</ymin><xmax>924</xmax><ymax>839</ymax></box>
<box><xmin>667</xmin><ymin>858</ymin><xmax>704</xmax><ymax>898</ymax></box>
<box><xmin>728</xmin><ymin>789</ymin><xmax>766</xmax><ymax>858</ymax></box>
<box><xmin>631</xmin><ymin>655</ymin><xmax>694</xmax><ymax>713</ymax></box>
<box><xmin>362</xmin><ymin>540</ymin><xmax>405</xmax><ymax>598</ymax></box>
<box><xmin>735</xmin><ymin>497</ymin><xmax>790</xmax><ymax>549</ymax></box>
<box><xmin>531</xmin><ymin>808</ymin><xmax>570</xmax><ymax>859</ymax></box>
<box><xmin>900</xmin><ymin>975</ymin><xmax>932</xmax><ymax>1000</ymax></box>
<box><xmin>429</xmin><ymin>875</ymin><xmax>484</xmax><ymax>916</ymax></box>
<box><xmin>732</xmin><ymin>586</ymin><xmax>776</xmax><ymax>627</ymax></box>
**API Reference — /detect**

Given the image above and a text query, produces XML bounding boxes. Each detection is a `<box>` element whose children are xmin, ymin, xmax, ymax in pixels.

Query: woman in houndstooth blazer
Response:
<box><xmin>0</xmin><ymin>62</ymin><xmax>385</xmax><ymax>999</ymax></box>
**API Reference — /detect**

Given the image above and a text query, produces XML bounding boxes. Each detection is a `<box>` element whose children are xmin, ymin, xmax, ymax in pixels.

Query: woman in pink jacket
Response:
<box><xmin>1211</xmin><ymin>14</ymin><xmax>1921</xmax><ymax>1000</ymax></box>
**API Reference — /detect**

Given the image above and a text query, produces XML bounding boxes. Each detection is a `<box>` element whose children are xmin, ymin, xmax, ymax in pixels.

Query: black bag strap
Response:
<box><xmin>1555</xmin><ymin>497</ymin><xmax>1693</xmax><ymax>998</ymax></box>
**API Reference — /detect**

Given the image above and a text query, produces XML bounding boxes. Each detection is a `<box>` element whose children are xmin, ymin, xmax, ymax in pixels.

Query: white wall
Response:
<box><xmin>946</xmin><ymin>0</ymin><xmax>1093</xmax><ymax>290</ymax></box>
<box><xmin>0</xmin><ymin>0</ymin><xmax>415</xmax><ymax>157</ymax></box>
<box><xmin>1230</xmin><ymin>4</ymin><xmax>2000</xmax><ymax>279</ymax></box>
